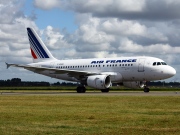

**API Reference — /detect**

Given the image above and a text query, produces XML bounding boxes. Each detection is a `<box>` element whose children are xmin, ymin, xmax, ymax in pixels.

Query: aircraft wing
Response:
<box><xmin>6</xmin><ymin>63</ymin><xmax>101</xmax><ymax>78</ymax></box>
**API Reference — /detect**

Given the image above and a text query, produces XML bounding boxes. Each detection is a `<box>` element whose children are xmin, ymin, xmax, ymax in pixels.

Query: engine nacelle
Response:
<box><xmin>123</xmin><ymin>81</ymin><xmax>145</xmax><ymax>89</ymax></box>
<box><xmin>87</xmin><ymin>75</ymin><xmax>111</xmax><ymax>89</ymax></box>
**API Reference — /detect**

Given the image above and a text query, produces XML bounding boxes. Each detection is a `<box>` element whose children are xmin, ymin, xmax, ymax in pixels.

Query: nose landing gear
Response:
<box><xmin>143</xmin><ymin>81</ymin><xmax>149</xmax><ymax>93</ymax></box>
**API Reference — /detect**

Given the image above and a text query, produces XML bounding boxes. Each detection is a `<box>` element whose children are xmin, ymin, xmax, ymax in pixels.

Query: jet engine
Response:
<box><xmin>123</xmin><ymin>81</ymin><xmax>145</xmax><ymax>89</ymax></box>
<box><xmin>87</xmin><ymin>75</ymin><xmax>111</xmax><ymax>89</ymax></box>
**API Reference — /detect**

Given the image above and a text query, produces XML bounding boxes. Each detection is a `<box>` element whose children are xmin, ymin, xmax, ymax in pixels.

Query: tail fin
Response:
<box><xmin>27</xmin><ymin>27</ymin><xmax>56</xmax><ymax>63</ymax></box>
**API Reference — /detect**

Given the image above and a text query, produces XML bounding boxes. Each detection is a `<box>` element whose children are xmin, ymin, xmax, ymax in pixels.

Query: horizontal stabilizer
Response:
<box><xmin>5</xmin><ymin>62</ymin><xmax>14</xmax><ymax>69</ymax></box>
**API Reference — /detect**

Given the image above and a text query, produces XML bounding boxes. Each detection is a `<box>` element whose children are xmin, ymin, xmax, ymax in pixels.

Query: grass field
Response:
<box><xmin>0</xmin><ymin>95</ymin><xmax>180</xmax><ymax>135</ymax></box>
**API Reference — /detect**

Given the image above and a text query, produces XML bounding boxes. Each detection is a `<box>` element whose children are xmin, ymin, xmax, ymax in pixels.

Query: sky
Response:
<box><xmin>0</xmin><ymin>0</ymin><xmax>180</xmax><ymax>83</ymax></box>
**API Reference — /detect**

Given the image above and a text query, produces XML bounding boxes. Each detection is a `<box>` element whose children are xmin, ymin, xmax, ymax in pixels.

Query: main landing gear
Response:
<box><xmin>144</xmin><ymin>87</ymin><xmax>150</xmax><ymax>93</ymax></box>
<box><xmin>101</xmin><ymin>88</ymin><xmax>109</xmax><ymax>93</ymax></box>
<box><xmin>76</xmin><ymin>85</ymin><xmax>110</xmax><ymax>93</ymax></box>
<box><xmin>76</xmin><ymin>85</ymin><xmax>86</xmax><ymax>93</ymax></box>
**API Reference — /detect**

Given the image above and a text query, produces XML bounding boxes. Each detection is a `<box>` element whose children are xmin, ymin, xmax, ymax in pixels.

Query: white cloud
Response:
<box><xmin>101</xmin><ymin>19</ymin><xmax>146</xmax><ymax>36</ymax></box>
<box><xmin>118</xmin><ymin>38</ymin><xmax>180</xmax><ymax>55</ymax></box>
<box><xmin>34</xmin><ymin>0</ymin><xmax>61</xmax><ymax>10</ymax></box>
<box><xmin>43</xmin><ymin>26</ymin><xmax>72</xmax><ymax>50</ymax></box>
<box><xmin>65</xmin><ymin>49</ymin><xmax>76</xmax><ymax>57</ymax></box>
<box><xmin>38</xmin><ymin>0</ymin><xmax>180</xmax><ymax>21</ymax></box>
<box><xmin>0</xmin><ymin>1</ymin><xmax>39</xmax><ymax>67</ymax></box>
<box><xmin>94</xmin><ymin>51</ymin><xmax>118</xmax><ymax>58</ymax></box>
<box><xmin>62</xmin><ymin>0</ymin><xmax>145</xmax><ymax>13</ymax></box>
<box><xmin>0</xmin><ymin>0</ymin><xmax>23</xmax><ymax>24</ymax></box>
<box><xmin>113</xmin><ymin>0</ymin><xmax>145</xmax><ymax>12</ymax></box>
<box><xmin>72</xmin><ymin>17</ymin><xmax>115</xmax><ymax>53</ymax></box>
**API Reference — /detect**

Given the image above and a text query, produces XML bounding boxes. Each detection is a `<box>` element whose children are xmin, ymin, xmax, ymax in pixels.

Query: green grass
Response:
<box><xmin>0</xmin><ymin>95</ymin><xmax>180</xmax><ymax>135</ymax></box>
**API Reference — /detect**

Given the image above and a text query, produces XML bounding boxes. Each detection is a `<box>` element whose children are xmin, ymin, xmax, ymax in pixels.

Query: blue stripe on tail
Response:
<box><xmin>27</xmin><ymin>28</ymin><xmax>49</xmax><ymax>58</ymax></box>
<box><xmin>28</xmin><ymin>33</ymin><xmax>43</xmax><ymax>58</ymax></box>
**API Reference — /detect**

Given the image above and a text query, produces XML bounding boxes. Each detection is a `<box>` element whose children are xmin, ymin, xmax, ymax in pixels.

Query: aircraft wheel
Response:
<box><xmin>144</xmin><ymin>88</ymin><xmax>149</xmax><ymax>93</ymax></box>
<box><xmin>77</xmin><ymin>86</ymin><xmax>86</xmax><ymax>93</ymax></box>
<box><xmin>101</xmin><ymin>88</ymin><xmax>109</xmax><ymax>93</ymax></box>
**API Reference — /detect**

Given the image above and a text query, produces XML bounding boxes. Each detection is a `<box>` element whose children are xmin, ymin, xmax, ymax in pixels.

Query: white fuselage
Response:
<box><xmin>28</xmin><ymin>56</ymin><xmax>176</xmax><ymax>83</ymax></box>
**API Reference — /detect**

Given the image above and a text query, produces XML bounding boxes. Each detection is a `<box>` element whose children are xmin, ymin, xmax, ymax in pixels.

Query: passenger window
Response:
<box><xmin>153</xmin><ymin>62</ymin><xmax>156</xmax><ymax>66</ymax></box>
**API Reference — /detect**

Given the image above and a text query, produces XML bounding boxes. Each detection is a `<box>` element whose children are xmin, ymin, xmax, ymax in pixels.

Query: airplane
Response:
<box><xmin>6</xmin><ymin>27</ymin><xmax>176</xmax><ymax>93</ymax></box>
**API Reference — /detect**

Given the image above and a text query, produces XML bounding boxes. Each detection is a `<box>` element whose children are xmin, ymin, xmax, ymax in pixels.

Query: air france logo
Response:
<box><xmin>91</xmin><ymin>59</ymin><xmax>137</xmax><ymax>64</ymax></box>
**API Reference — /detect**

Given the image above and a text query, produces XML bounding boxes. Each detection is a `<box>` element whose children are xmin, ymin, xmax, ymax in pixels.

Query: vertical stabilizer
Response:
<box><xmin>27</xmin><ymin>27</ymin><xmax>56</xmax><ymax>63</ymax></box>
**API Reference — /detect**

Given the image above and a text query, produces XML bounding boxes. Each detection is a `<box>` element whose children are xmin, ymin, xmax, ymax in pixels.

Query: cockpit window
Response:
<box><xmin>157</xmin><ymin>62</ymin><xmax>161</xmax><ymax>65</ymax></box>
<box><xmin>153</xmin><ymin>62</ymin><xmax>167</xmax><ymax>66</ymax></box>
<box><xmin>161</xmin><ymin>62</ymin><xmax>167</xmax><ymax>65</ymax></box>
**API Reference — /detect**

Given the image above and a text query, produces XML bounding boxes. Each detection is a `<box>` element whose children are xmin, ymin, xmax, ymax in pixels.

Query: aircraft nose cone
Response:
<box><xmin>166</xmin><ymin>66</ymin><xmax>176</xmax><ymax>77</ymax></box>
<box><xmin>170</xmin><ymin>67</ymin><xmax>176</xmax><ymax>76</ymax></box>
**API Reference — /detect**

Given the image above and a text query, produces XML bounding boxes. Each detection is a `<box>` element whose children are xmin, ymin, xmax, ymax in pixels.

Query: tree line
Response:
<box><xmin>0</xmin><ymin>78</ymin><xmax>76</xmax><ymax>87</ymax></box>
<box><xmin>0</xmin><ymin>78</ymin><xmax>179</xmax><ymax>87</ymax></box>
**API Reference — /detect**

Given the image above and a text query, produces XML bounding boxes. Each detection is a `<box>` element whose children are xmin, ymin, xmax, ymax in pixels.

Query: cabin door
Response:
<box><xmin>138</xmin><ymin>58</ymin><xmax>146</xmax><ymax>72</ymax></box>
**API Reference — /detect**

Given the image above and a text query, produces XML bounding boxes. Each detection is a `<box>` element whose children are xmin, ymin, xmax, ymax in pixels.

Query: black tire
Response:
<box><xmin>101</xmin><ymin>88</ymin><xmax>109</xmax><ymax>93</ymax></box>
<box><xmin>144</xmin><ymin>88</ymin><xmax>149</xmax><ymax>93</ymax></box>
<box><xmin>77</xmin><ymin>86</ymin><xmax>86</xmax><ymax>93</ymax></box>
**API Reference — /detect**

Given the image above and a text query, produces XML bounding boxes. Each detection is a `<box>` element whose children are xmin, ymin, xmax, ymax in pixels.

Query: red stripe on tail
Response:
<box><xmin>30</xmin><ymin>48</ymin><xmax>37</xmax><ymax>59</ymax></box>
